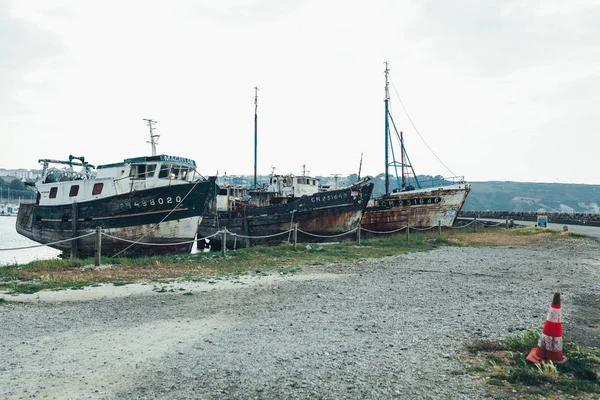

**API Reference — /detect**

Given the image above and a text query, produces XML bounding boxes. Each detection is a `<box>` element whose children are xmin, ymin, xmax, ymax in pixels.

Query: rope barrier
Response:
<box><xmin>361</xmin><ymin>226</ymin><xmax>406</xmax><ymax>234</ymax></box>
<box><xmin>485</xmin><ymin>221</ymin><xmax>506</xmax><ymax>227</ymax></box>
<box><xmin>0</xmin><ymin>231</ymin><xmax>96</xmax><ymax>251</ymax></box>
<box><xmin>411</xmin><ymin>226</ymin><xmax>436</xmax><ymax>232</ymax></box>
<box><xmin>101</xmin><ymin>231</ymin><xmax>222</xmax><ymax>246</ymax></box>
<box><xmin>448</xmin><ymin>220</ymin><xmax>475</xmax><ymax>229</ymax></box>
<box><xmin>231</xmin><ymin>230</ymin><xmax>293</xmax><ymax>239</ymax></box>
<box><xmin>296</xmin><ymin>227</ymin><xmax>357</xmax><ymax>238</ymax></box>
<box><xmin>2</xmin><ymin>218</ymin><xmax>512</xmax><ymax>254</ymax></box>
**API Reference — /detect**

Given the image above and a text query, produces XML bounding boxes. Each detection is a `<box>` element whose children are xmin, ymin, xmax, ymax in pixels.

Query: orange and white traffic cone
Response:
<box><xmin>526</xmin><ymin>292</ymin><xmax>567</xmax><ymax>364</ymax></box>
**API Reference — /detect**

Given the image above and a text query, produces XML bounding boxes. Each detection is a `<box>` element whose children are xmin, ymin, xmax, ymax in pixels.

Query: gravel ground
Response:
<box><xmin>1</xmin><ymin>239</ymin><xmax>599</xmax><ymax>400</ymax></box>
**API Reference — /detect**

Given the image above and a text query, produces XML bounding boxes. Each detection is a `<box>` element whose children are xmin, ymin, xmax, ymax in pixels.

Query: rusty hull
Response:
<box><xmin>17</xmin><ymin>202</ymin><xmax>201</xmax><ymax>257</ymax></box>
<box><xmin>198</xmin><ymin>182</ymin><xmax>374</xmax><ymax>249</ymax></box>
<box><xmin>15</xmin><ymin>177</ymin><xmax>218</xmax><ymax>258</ymax></box>
<box><xmin>361</xmin><ymin>184</ymin><xmax>470</xmax><ymax>231</ymax></box>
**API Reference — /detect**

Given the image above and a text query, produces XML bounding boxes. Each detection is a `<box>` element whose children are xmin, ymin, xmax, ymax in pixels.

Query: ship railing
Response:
<box><xmin>395</xmin><ymin>176</ymin><xmax>466</xmax><ymax>192</ymax></box>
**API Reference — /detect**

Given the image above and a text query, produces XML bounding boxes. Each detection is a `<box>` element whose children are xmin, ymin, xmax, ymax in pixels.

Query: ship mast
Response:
<box><xmin>144</xmin><ymin>119</ymin><xmax>159</xmax><ymax>156</ymax></box>
<box><xmin>384</xmin><ymin>62</ymin><xmax>390</xmax><ymax>196</ymax></box>
<box><xmin>254</xmin><ymin>87</ymin><xmax>259</xmax><ymax>188</ymax></box>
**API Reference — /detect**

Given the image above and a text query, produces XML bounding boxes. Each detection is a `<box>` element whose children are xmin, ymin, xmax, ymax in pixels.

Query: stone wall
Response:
<box><xmin>459</xmin><ymin>211</ymin><xmax>600</xmax><ymax>227</ymax></box>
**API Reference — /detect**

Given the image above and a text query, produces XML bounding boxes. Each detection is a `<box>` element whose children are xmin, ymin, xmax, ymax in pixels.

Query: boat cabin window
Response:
<box><xmin>158</xmin><ymin>164</ymin><xmax>189</xmax><ymax>180</ymax></box>
<box><xmin>179</xmin><ymin>168</ymin><xmax>189</xmax><ymax>180</ymax></box>
<box><xmin>159</xmin><ymin>164</ymin><xmax>170</xmax><ymax>179</ymax></box>
<box><xmin>218</xmin><ymin>188</ymin><xmax>228</xmax><ymax>195</ymax></box>
<box><xmin>147</xmin><ymin>164</ymin><xmax>156</xmax><ymax>178</ymax></box>
<box><xmin>171</xmin><ymin>167</ymin><xmax>189</xmax><ymax>180</ymax></box>
<box><xmin>92</xmin><ymin>183</ymin><xmax>103</xmax><ymax>195</ymax></box>
<box><xmin>69</xmin><ymin>185</ymin><xmax>79</xmax><ymax>197</ymax></box>
<box><xmin>130</xmin><ymin>164</ymin><xmax>156</xmax><ymax>180</ymax></box>
<box><xmin>49</xmin><ymin>187</ymin><xmax>58</xmax><ymax>198</ymax></box>
<box><xmin>313</xmin><ymin>180</ymin><xmax>316</xmax><ymax>185</ymax></box>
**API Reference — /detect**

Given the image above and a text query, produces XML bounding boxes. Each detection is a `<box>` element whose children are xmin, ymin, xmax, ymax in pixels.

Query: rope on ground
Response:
<box><xmin>361</xmin><ymin>226</ymin><xmax>407</xmax><ymax>234</ymax></box>
<box><xmin>296</xmin><ymin>227</ymin><xmax>357</xmax><ymax>238</ymax></box>
<box><xmin>0</xmin><ymin>232</ymin><xmax>96</xmax><ymax>251</ymax></box>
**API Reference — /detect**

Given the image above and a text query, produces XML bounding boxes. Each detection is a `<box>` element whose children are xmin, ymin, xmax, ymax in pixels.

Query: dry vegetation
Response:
<box><xmin>444</xmin><ymin>226</ymin><xmax>577</xmax><ymax>246</ymax></box>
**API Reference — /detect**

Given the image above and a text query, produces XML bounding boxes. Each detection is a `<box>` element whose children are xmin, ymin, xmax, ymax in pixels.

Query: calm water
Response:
<box><xmin>0</xmin><ymin>217</ymin><xmax>61</xmax><ymax>266</ymax></box>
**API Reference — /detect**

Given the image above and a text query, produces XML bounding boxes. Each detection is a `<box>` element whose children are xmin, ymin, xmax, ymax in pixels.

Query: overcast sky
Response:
<box><xmin>2</xmin><ymin>0</ymin><xmax>599</xmax><ymax>184</ymax></box>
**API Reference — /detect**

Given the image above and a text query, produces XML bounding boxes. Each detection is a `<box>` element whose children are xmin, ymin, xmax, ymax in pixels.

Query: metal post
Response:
<box><xmin>505</xmin><ymin>218</ymin><xmax>508</xmax><ymax>229</ymax></box>
<box><xmin>254</xmin><ymin>86</ymin><xmax>259</xmax><ymax>188</ymax></box>
<box><xmin>221</xmin><ymin>228</ymin><xmax>227</xmax><ymax>257</ymax></box>
<box><xmin>438</xmin><ymin>220</ymin><xmax>441</xmax><ymax>236</ymax></box>
<box><xmin>293</xmin><ymin>223</ymin><xmax>298</xmax><ymax>251</ymax></box>
<box><xmin>94</xmin><ymin>227</ymin><xmax>102</xmax><ymax>266</ymax></box>
<box><xmin>357</xmin><ymin>223</ymin><xmax>361</xmax><ymax>246</ymax></box>
<box><xmin>71</xmin><ymin>202</ymin><xmax>78</xmax><ymax>258</ymax></box>
<box><xmin>243</xmin><ymin>208</ymin><xmax>250</xmax><ymax>248</ymax></box>
<box><xmin>474</xmin><ymin>217</ymin><xmax>478</xmax><ymax>233</ymax></box>
<box><xmin>406</xmin><ymin>224</ymin><xmax>410</xmax><ymax>242</ymax></box>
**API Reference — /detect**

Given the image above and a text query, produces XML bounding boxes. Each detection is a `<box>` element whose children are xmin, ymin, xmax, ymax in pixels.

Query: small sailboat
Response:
<box><xmin>361</xmin><ymin>63</ymin><xmax>470</xmax><ymax>230</ymax></box>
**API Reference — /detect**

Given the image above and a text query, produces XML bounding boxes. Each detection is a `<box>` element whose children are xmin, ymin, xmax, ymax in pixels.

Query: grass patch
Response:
<box><xmin>0</xmin><ymin>227</ymin><xmax>586</xmax><ymax>294</ymax></box>
<box><xmin>462</xmin><ymin>329</ymin><xmax>600</xmax><ymax>398</ymax></box>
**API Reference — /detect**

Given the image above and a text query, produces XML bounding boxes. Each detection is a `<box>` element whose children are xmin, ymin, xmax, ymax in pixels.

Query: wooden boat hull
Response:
<box><xmin>16</xmin><ymin>178</ymin><xmax>218</xmax><ymax>257</ymax></box>
<box><xmin>361</xmin><ymin>184</ymin><xmax>470</xmax><ymax>231</ymax></box>
<box><xmin>198</xmin><ymin>182</ymin><xmax>374</xmax><ymax>249</ymax></box>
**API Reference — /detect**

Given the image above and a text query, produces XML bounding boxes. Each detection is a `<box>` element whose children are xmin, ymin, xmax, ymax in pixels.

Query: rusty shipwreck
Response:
<box><xmin>361</xmin><ymin>63</ymin><xmax>470</xmax><ymax>231</ymax></box>
<box><xmin>197</xmin><ymin>88</ymin><xmax>373</xmax><ymax>248</ymax></box>
<box><xmin>16</xmin><ymin>120</ymin><xmax>218</xmax><ymax>257</ymax></box>
<box><xmin>198</xmin><ymin>172</ymin><xmax>373</xmax><ymax>249</ymax></box>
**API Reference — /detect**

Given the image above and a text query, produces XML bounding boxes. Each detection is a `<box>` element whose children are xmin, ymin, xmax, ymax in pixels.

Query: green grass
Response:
<box><xmin>0</xmin><ymin>227</ymin><xmax>588</xmax><ymax>294</ymax></box>
<box><xmin>0</xmin><ymin>233</ymin><xmax>446</xmax><ymax>293</ymax></box>
<box><xmin>463</xmin><ymin>329</ymin><xmax>600</xmax><ymax>398</ymax></box>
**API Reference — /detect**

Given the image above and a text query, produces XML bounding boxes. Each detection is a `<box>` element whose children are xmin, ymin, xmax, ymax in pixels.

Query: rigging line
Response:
<box><xmin>109</xmin><ymin>172</ymin><xmax>207</xmax><ymax>258</ymax></box>
<box><xmin>388</xmin><ymin>113</ymin><xmax>421</xmax><ymax>189</ymax></box>
<box><xmin>388</xmin><ymin>73</ymin><xmax>457</xmax><ymax>178</ymax></box>
<box><xmin>386</xmin><ymin>115</ymin><xmax>402</xmax><ymax>191</ymax></box>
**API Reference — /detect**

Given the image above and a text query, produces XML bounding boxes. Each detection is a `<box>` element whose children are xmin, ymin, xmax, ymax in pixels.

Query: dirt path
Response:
<box><xmin>1</xmin><ymin>239</ymin><xmax>598</xmax><ymax>399</ymax></box>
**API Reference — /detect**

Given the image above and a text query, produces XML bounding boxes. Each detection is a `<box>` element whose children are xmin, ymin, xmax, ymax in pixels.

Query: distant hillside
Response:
<box><xmin>463</xmin><ymin>181</ymin><xmax>600</xmax><ymax>213</ymax></box>
<box><xmin>328</xmin><ymin>176</ymin><xmax>600</xmax><ymax>213</ymax></box>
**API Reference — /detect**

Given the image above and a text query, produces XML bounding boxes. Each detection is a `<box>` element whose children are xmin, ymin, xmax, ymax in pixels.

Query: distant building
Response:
<box><xmin>0</xmin><ymin>168</ymin><xmax>39</xmax><ymax>180</ymax></box>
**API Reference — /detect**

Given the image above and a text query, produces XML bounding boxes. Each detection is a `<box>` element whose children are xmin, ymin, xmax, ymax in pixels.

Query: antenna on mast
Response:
<box><xmin>357</xmin><ymin>152</ymin><xmax>363</xmax><ymax>181</ymax></box>
<box><xmin>253</xmin><ymin>86</ymin><xmax>259</xmax><ymax>188</ymax></box>
<box><xmin>143</xmin><ymin>119</ymin><xmax>159</xmax><ymax>156</ymax></box>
